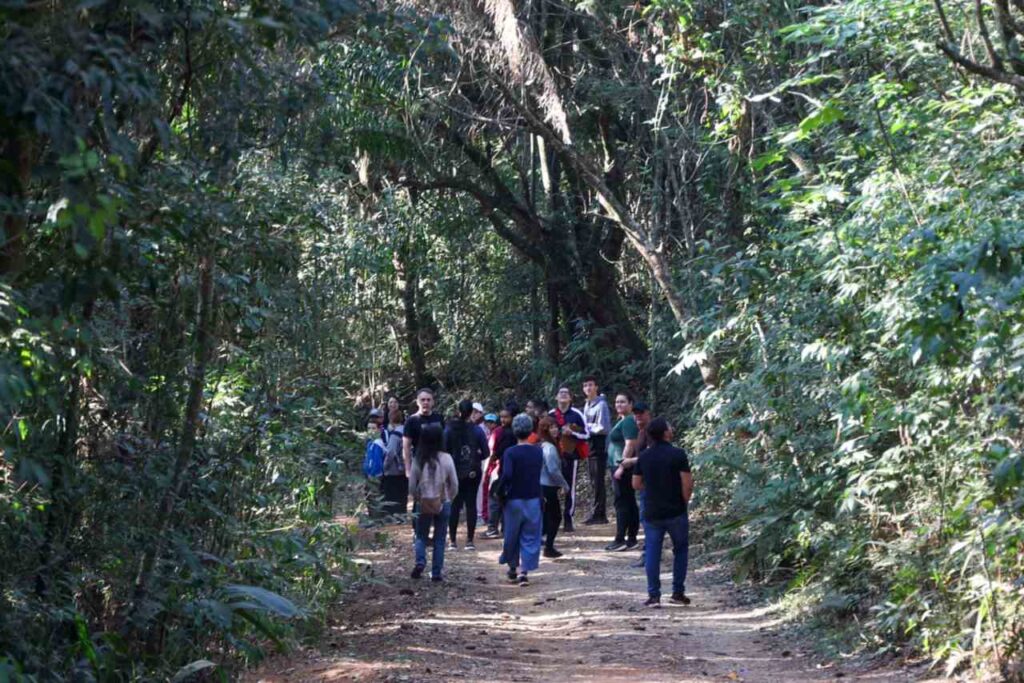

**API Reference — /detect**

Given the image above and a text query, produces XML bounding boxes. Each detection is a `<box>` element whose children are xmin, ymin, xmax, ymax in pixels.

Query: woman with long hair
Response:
<box><xmin>536</xmin><ymin>416</ymin><xmax>570</xmax><ymax>558</ymax></box>
<box><xmin>408</xmin><ymin>423</ymin><xmax>458</xmax><ymax>581</ymax></box>
<box><xmin>605</xmin><ymin>392</ymin><xmax>640</xmax><ymax>552</ymax></box>
<box><xmin>445</xmin><ymin>399</ymin><xmax>489</xmax><ymax>550</ymax></box>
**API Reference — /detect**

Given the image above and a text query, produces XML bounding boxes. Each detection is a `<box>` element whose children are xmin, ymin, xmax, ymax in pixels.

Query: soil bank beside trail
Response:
<box><xmin>248</xmin><ymin>522</ymin><xmax>952</xmax><ymax>683</ymax></box>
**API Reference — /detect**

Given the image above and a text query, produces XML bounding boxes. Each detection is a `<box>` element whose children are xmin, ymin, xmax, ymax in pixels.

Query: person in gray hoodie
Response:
<box><xmin>582</xmin><ymin>376</ymin><xmax>612</xmax><ymax>524</ymax></box>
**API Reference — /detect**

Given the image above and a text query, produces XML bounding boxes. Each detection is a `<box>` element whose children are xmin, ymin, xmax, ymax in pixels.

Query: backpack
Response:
<box><xmin>381</xmin><ymin>428</ymin><xmax>404</xmax><ymax>476</ymax></box>
<box><xmin>447</xmin><ymin>423</ymin><xmax>480</xmax><ymax>480</ymax></box>
<box><xmin>362</xmin><ymin>435</ymin><xmax>385</xmax><ymax>477</ymax></box>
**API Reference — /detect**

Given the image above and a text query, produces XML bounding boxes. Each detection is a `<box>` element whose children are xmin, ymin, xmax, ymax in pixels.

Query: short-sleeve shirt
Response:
<box><xmin>403</xmin><ymin>412</ymin><xmax>443</xmax><ymax>453</ymax></box>
<box><xmin>607</xmin><ymin>414</ymin><xmax>638</xmax><ymax>467</ymax></box>
<box><xmin>635</xmin><ymin>441</ymin><xmax>691</xmax><ymax>521</ymax></box>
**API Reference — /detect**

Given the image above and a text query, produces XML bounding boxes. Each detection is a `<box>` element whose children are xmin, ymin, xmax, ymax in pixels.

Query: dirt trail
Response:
<box><xmin>249</xmin><ymin>523</ymin><xmax>949</xmax><ymax>683</ymax></box>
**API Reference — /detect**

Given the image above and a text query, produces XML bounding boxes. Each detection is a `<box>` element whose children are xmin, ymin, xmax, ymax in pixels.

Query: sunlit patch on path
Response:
<box><xmin>247</xmin><ymin>524</ymin><xmax>948</xmax><ymax>683</ymax></box>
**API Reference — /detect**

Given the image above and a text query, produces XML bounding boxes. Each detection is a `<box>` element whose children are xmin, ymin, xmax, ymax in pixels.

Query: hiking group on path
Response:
<box><xmin>362</xmin><ymin>377</ymin><xmax>695</xmax><ymax>607</ymax></box>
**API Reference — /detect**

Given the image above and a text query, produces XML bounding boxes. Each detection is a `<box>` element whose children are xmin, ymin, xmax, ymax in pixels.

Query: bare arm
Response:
<box><xmin>631</xmin><ymin>473</ymin><xmax>643</xmax><ymax>491</ymax></box>
<box><xmin>620</xmin><ymin>438</ymin><xmax>638</xmax><ymax>468</ymax></box>
<box><xmin>681</xmin><ymin>471</ymin><xmax>694</xmax><ymax>503</ymax></box>
<box><xmin>403</xmin><ymin>435</ymin><xmax>413</xmax><ymax>477</ymax></box>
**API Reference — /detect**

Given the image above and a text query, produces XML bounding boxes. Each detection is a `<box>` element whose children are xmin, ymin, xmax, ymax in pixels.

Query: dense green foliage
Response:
<box><xmin>5</xmin><ymin>0</ymin><xmax>1024</xmax><ymax>679</ymax></box>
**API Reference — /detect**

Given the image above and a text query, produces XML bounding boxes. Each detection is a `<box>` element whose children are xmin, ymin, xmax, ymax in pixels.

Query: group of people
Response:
<box><xmin>362</xmin><ymin>377</ymin><xmax>695</xmax><ymax>606</ymax></box>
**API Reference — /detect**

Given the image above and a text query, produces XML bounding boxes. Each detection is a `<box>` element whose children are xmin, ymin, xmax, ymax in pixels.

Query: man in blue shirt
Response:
<box><xmin>632</xmin><ymin>417</ymin><xmax>694</xmax><ymax>607</ymax></box>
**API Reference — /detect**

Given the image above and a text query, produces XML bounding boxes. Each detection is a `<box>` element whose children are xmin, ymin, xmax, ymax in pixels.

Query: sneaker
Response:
<box><xmin>644</xmin><ymin>596</ymin><xmax>661</xmax><ymax>607</ymax></box>
<box><xmin>431</xmin><ymin>575</ymin><xmax>443</xmax><ymax>583</ymax></box>
<box><xmin>623</xmin><ymin>540</ymin><xmax>638</xmax><ymax>551</ymax></box>
<box><xmin>630</xmin><ymin>558</ymin><xmax>645</xmax><ymax>569</ymax></box>
<box><xmin>543</xmin><ymin>548</ymin><xmax>563</xmax><ymax>559</ymax></box>
<box><xmin>484</xmin><ymin>529</ymin><xmax>500</xmax><ymax>538</ymax></box>
<box><xmin>563</xmin><ymin>520</ymin><xmax>575</xmax><ymax>533</ymax></box>
<box><xmin>518</xmin><ymin>573</ymin><xmax>529</xmax><ymax>585</ymax></box>
<box><xmin>507</xmin><ymin>567</ymin><xmax>518</xmax><ymax>582</ymax></box>
<box><xmin>585</xmin><ymin>517</ymin><xmax>609</xmax><ymax>525</ymax></box>
<box><xmin>670</xmin><ymin>592</ymin><xmax>691</xmax><ymax>605</ymax></box>
<box><xmin>411</xmin><ymin>564</ymin><xmax>424</xmax><ymax>579</ymax></box>
<box><xmin>604</xmin><ymin>541</ymin><xmax>627</xmax><ymax>552</ymax></box>
<box><xmin>447</xmin><ymin>542</ymin><xmax>458</xmax><ymax>551</ymax></box>
<box><xmin>464</xmin><ymin>541</ymin><xmax>476</xmax><ymax>551</ymax></box>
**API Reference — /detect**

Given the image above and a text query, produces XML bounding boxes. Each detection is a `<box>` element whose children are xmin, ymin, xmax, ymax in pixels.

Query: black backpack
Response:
<box><xmin>447</xmin><ymin>422</ymin><xmax>480</xmax><ymax>479</ymax></box>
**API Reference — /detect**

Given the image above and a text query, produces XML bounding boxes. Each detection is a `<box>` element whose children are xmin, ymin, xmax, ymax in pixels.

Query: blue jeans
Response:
<box><xmin>500</xmin><ymin>498</ymin><xmax>542</xmax><ymax>572</ymax></box>
<box><xmin>414</xmin><ymin>501</ymin><xmax>451</xmax><ymax>578</ymax></box>
<box><xmin>643</xmin><ymin>512</ymin><xmax>689</xmax><ymax>599</ymax></box>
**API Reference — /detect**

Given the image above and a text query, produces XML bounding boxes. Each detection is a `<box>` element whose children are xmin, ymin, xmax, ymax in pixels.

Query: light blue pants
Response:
<box><xmin>500</xmin><ymin>498</ymin><xmax>542</xmax><ymax>572</ymax></box>
<box><xmin>414</xmin><ymin>501</ymin><xmax>451</xmax><ymax>579</ymax></box>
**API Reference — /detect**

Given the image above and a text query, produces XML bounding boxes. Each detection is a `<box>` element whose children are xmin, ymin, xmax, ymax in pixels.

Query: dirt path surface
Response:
<box><xmin>249</xmin><ymin>523</ymin><xmax>949</xmax><ymax>683</ymax></box>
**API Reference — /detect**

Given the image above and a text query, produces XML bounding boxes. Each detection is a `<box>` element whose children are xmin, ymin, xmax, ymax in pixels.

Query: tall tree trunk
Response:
<box><xmin>130</xmin><ymin>252</ymin><xmax>216</xmax><ymax>621</ymax></box>
<box><xmin>394</xmin><ymin>246</ymin><xmax>429</xmax><ymax>388</ymax></box>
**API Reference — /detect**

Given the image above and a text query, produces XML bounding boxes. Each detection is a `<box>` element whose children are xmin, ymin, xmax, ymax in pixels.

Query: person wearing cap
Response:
<box><xmin>471</xmin><ymin>402</ymin><xmax>485</xmax><ymax>425</ymax></box>
<box><xmin>367</xmin><ymin>408</ymin><xmax>384</xmax><ymax>433</ymax></box>
<box><xmin>633</xmin><ymin>417</ymin><xmax>693</xmax><ymax>606</ymax></box>
<box><xmin>481</xmin><ymin>413</ymin><xmax>498</xmax><ymax>439</ymax></box>
<box><xmin>605</xmin><ymin>391</ymin><xmax>640</xmax><ymax>551</ymax></box>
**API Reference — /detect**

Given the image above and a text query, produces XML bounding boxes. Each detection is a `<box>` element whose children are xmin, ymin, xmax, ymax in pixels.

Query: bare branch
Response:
<box><xmin>977</xmin><ymin>0</ymin><xmax>1005</xmax><ymax>70</ymax></box>
<box><xmin>937</xmin><ymin>41</ymin><xmax>1024</xmax><ymax>88</ymax></box>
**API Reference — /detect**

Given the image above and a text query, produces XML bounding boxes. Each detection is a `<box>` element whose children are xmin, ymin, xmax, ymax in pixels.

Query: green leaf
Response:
<box><xmin>223</xmin><ymin>584</ymin><xmax>300</xmax><ymax>618</ymax></box>
<box><xmin>171</xmin><ymin>660</ymin><xmax>218</xmax><ymax>683</ymax></box>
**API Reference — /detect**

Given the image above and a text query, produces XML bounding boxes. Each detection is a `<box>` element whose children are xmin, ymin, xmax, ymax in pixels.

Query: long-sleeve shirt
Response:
<box><xmin>583</xmin><ymin>396</ymin><xmax>612</xmax><ymax>437</ymax></box>
<box><xmin>549</xmin><ymin>406</ymin><xmax>589</xmax><ymax>456</ymax></box>
<box><xmin>500</xmin><ymin>444</ymin><xmax>543</xmax><ymax>500</ymax></box>
<box><xmin>409</xmin><ymin>452</ymin><xmax>459</xmax><ymax>502</ymax></box>
<box><xmin>540</xmin><ymin>442</ymin><xmax>569</xmax><ymax>488</ymax></box>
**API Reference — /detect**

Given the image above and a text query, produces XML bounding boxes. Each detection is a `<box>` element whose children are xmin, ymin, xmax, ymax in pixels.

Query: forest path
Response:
<box><xmin>248</xmin><ymin>522</ymin><xmax>947</xmax><ymax>683</ymax></box>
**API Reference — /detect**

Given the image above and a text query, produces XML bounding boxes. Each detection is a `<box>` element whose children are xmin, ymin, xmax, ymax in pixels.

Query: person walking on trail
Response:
<box><xmin>536</xmin><ymin>416</ymin><xmax>571</xmax><ymax>558</ymax></box>
<box><xmin>380</xmin><ymin>408</ymin><xmax>408</xmax><ymax>516</ymax></box>
<box><xmin>605</xmin><ymin>392</ymin><xmax>640</xmax><ymax>552</ymax></box>
<box><xmin>582</xmin><ymin>376</ymin><xmax>611</xmax><ymax>525</ymax></box>
<box><xmin>633</xmin><ymin>417</ymin><xmax>693</xmax><ymax>606</ymax></box>
<box><xmin>549</xmin><ymin>387</ymin><xmax>588</xmax><ymax>533</ymax></box>
<box><xmin>498</xmin><ymin>413</ymin><xmax>544</xmax><ymax>584</ymax></box>
<box><xmin>445</xmin><ymin>399</ymin><xmax>490</xmax><ymax>550</ymax></box>
<box><xmin>483</xmin><ymin>406</ymin><xmax>517</xmax><ymax>538</ymax></box>
<box><xmin>408</xmin><ymin>423</ymin><xmax>459</xmax><ymax>582</ymax></box>
<box><xmin>402</xmin><ymin>388</ymin><xmax>444</xmax><ymax>476</ymax></box>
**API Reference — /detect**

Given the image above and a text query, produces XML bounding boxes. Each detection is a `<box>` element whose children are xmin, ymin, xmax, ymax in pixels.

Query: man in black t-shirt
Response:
<box><xmin>632</xmin><ymin>417</ymin><xmax>694</xmax><ymax>607</ymax></box>
<box><xmin>403</xmin><ymin>388</ymin><xmax>443</xmax><ymax>477</ymax></box>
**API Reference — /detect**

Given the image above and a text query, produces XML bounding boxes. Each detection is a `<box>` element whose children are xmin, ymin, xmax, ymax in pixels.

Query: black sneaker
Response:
<box><xmin>623</xmin><ymin>540</ymin><xmax>638</xmax><ymax>551</ymax></box>
<box><xmin>411</xmin><ymin>564</ymin><xmax>424</xmax><ymax>579</ymax></box>
<box><xmin>507</xmin><ymin>567</ymin><xmax>518</xmax><ymax>582</ymax></box>
<box><xmin>630</xmin><ymin>558</ymin><xmax>645</xmax><ymax>569</ymax></box>
<box><xmin>563</xmin><ymin>520</ymin><xmax>575</xmax><ymax>533</ymax></box>
<box><xmin>431</xmin><ymin>575</ymin><xmax>443</xmax><ymax>583</ymax></box>
<box><xmin>583</xmin><ymin>517</ymin><xmax>604</xmax><ymax>526</ymax></box>
<box><xmin>670</xmin><ymin>592</ymin><xmax>691</xmax><ymax>605</ymax></box>
<box><xmin>604</xmin><ymin>541</ymin><xmax>627</xmax><ymax>552</ymax></box>
<box><xmin>484</xmin><ymin>529</ymin><xmax>500</xmax><ymax>538</ymax></box>
<box><xmin>644</xmin><ymin>596</ymin><xmax>661</xmax><ymax>607</ymax></box>
<box><xmin>518</xmin><ymin>573</ymin><xmax>529</xmax><ymax>585</ymax></box>
<box><xmin>464</xmin><ymin>541</ymin><xmax>476</xmax><ymax>551</ymax></box>
<box><xmin>543</xmin><ymin>548</ymin><xmax>563</xmax><ymax>559</ymax></box>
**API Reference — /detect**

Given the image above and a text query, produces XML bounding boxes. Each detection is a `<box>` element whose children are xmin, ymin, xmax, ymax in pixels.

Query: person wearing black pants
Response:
<box><xmin>449</xmin><ymin>475</ymin><xmax>481</xmax><ymax>548</ymax></box>
<box><xmin>604</xmin><ymin>392</ymin><xmax>641</xmax><ymax>552</ymax></box>
<box><xmin>444</xmin><ymin>399</ymin><xmax>490</xmax><ymax>550</ymax></box>
<box><xmin>612</xmin><ymin>474</ymin><xmax>640</xmax><ymax>547</ymax></box>
<box><xmin>582</xmin><ymin>377</ymin><xmax>611</xmax><ymax>524</ymax></box>
<box><xmin>537</xmin><ymin>417</ymin><xmax>570</xmax><ymax>557</ymax></box>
